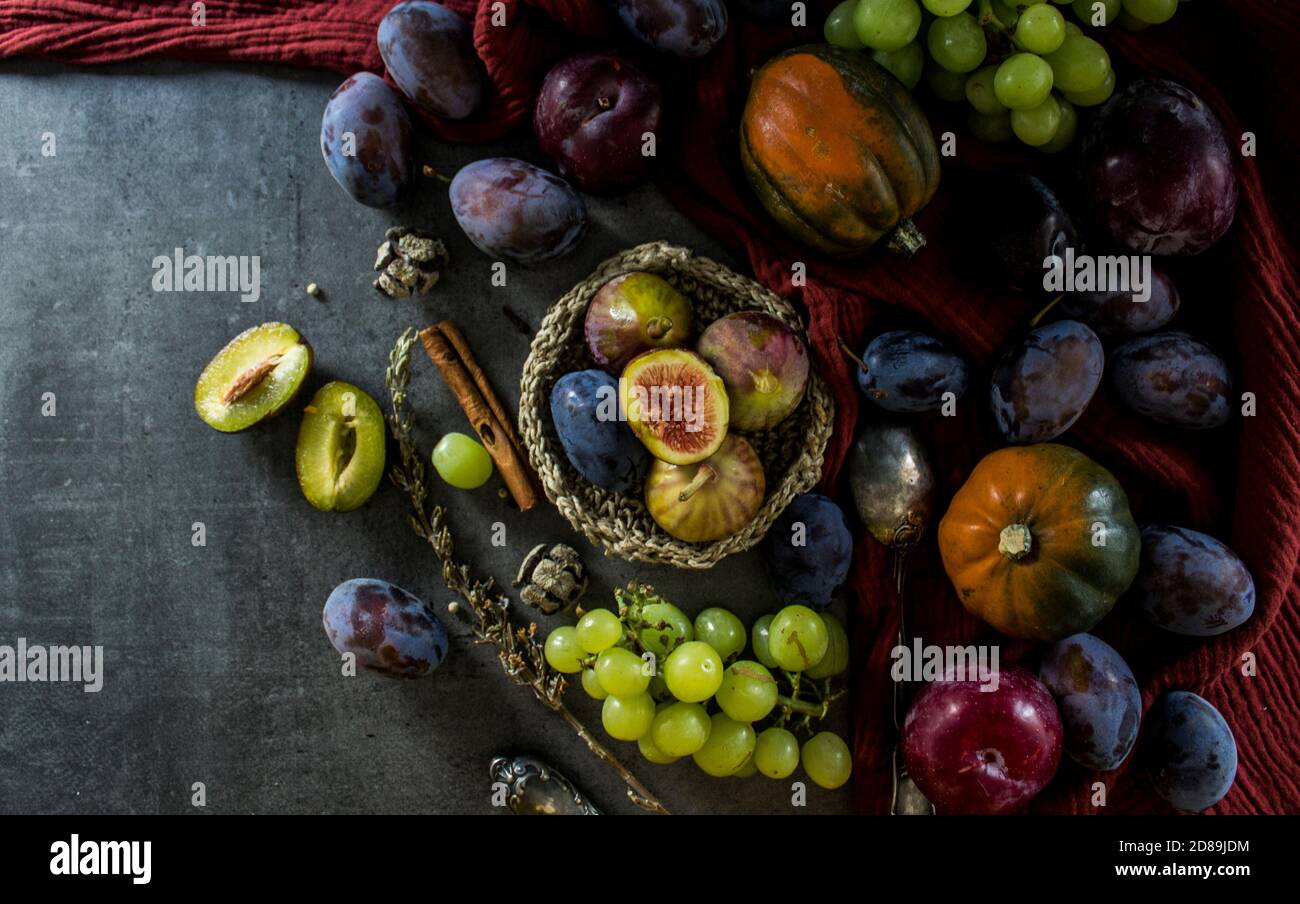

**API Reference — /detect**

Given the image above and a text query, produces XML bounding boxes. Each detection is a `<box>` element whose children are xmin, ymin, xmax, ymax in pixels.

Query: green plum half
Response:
<box><xmin>295</xmin><ymin>381</ymin><xmax>387</xmax><ymax>512</ymax></box>
<box><xmin>194</xmin><ymin>322</ymin><xmax>312</xmax><ymax>432</ymax></box>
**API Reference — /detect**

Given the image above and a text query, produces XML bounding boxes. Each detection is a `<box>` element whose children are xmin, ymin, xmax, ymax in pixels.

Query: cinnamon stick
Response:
<box><xmin>419</xmin><ymin>321</ymin><xmax>541</xmax><ymax>512</ymax></box>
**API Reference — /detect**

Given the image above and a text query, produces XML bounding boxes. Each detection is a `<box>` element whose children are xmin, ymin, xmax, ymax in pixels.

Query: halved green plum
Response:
<box><xmin>194</xmin><ymin>323</ymin><xmax>312</xmax><ymax>432</ymax></box>
<box><xmin>296</xmin><ymin>381</ymin><xmax>387</xmax><ymax>512</ymax></box>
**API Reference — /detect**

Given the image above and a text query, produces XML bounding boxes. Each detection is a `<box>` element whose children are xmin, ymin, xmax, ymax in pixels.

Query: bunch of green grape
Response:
<box><xmin>544</xmin><ymin>586</ymin><xmax>854</xmax><ymax>790</ymax></box>
<box><xmin>824</xmin><ymin>0</ymin><xmax>1184</xmax><ymax>151</ymax></box>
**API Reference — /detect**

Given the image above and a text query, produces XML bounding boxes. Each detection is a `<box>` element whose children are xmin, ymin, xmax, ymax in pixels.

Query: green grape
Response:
<box><xmin>638</xmin><ymin>731</ymin><xmax>679</xmax><ymax>765</ymax></box>
<box><xmin>648</xmin><ymin>673</ymin><xmax>672</xmax><ymax>702</ymax></box>
<box><xmin>754</xmin><ymin>727</ymin><xmax>801</xmax><ymax>779</ymax></box>
<box><xmin>1122</xmin><ymin>0</ymin><xmax>1176</xmax><ymax>24</ymax></box>
<box><xmin>575</xmin><ymin>608</ymin><xmax>623</xmax><ymax>654</ymax></box>
<box><xmin>921</xmin><ymin>0</ymin><xmax>972</xmax><ymax>14</ymax></box>
<box><xmin>806</xmin><ymin>613</ymin><xmax>850</xmax><ymax>679</ymax></box>
<box><xmin>1011</xmin><ymin>94</ymin><xmax>1063</xmax><ymax>146</ymax></box>
<box><xmin>991</xmin><ymin>0</ymin><xmax>1019</xmax><ymax>27</ymax></box>
<box><xmin>543</xmin><ymin>626</ymin><xmax>584</xmax><ymax>674</ymax></box>
<box><xmin>1064</xmin><ymin>20</ymin><xmax>1083</xmax><ymax>36</ymax></box>
<box><xmin>1117</xmin><ymin>9</ymin><xmax>1149</xmax><ymax>30</ymax></box>
<box><xmin>715</xmin><ymin>660</ymin><xmax>779</xmax><ymax>722</ymax></box>
<box><xmin>732</xmin><ymin>754</ymin><xmax>758</xmax><ymax>778</ymax></box>
<box><xmin>601</xmin><ymin>693</ymin><xmax>655</xmax><ymax>741</ymax></box>
<box><xmin>663</xmin><ymin>641</ymin><xmax>723</xmax><ymax>702</ymax></box>
<box><xmin>824</xmin><ymin>0</ymin><xmax>865</xmax><ymax>48</ymax></box>
<box><xmin>854</xmin><ymin>0</ymin><xmax>923</xmax><ymax>52</ymax></box>
<box><xmin>750</xmin><ymin>615</ymin><xmax>778</xmax><ymax>669</ymax></box>
<box><xmin>1043</xmin><ymin>33</ymin><xmax>1110</xmax><ymax>93</ymax></box>
<box><xmin>581</xmin><ymin>667</ymin><xmax>608</xmax><ymax>700</ymax></box>
<box><xmin>965</xmin><ymin>65</ymin><xmax>1006</xmax><ymax>114</ymax></box>
<box><xmin>871</xmin><ymin>41</ymin><xmax>925</xmax><ymax>90</ymax></box>
<box><xmin>637</xmin><ymin>601</ymin><xmax>693</xmax><ymax>658</ymax></box>
<box><xmin>1014</xmin><ymin>3</ymin><xmax>1066</xmax><ymax>54</ymax></box>
<box><xmin>1063</xmin><ymin>66</ymin><xmax>1115</xmax><ymax>106</ymax></box>
<box><xmin>994</xmin><ymin>52</ymin><xmax>1054</xmax><ymax>111</ymax></box>
<box><xmin>927</xmin><ymin>12</ymin><xmax>987</xmax><ymax>73</ymax></box>
<box><xmin>692</xmin><ymin>714</ymin><xmax>757</xmax><ymax>777</ymax></box>
<box><xmin>1072</xmin><ymin>0</ymin><xmax>1120</xmax><ymax>26</ymax></box>
<box><xmin>595</xmin><ymin>646</ymin><xmax>650</xmax><ymax>697</ymax></box>
<box><xmin>1050</xmin><ymin>0</ymin><xmax>1074</xmax><ymax>5</ymax></box>
<box><xmin>1038</xmin><ymin>97</ymin><xmax>1078</xmax><ymax>153</ymax></box>
<box><xmin>927</xmin><ymin>64</ymin><xmax>969</xmax><ymax>102</ymax></box>
<box><xmin>651</xmin><ymin>701</ymin><xmax>712</xmax><ymax>757</ymax></box>
<box><xmin>431</xmin><ymin>432</ymin><xmax>493</xmax><ymax>489</ymax></box>
<box><xmin>768</xmin><ymin>605</ymin><xmax>829</xmax><ymax>672</ymax></box>
<box><xmin>967</xmin><ymin>109</ymin><xmax>1015</xmax><ymax>143</ymax></box>
<box><xmin>801</xmin><ymin>732</ymin><xmax>854</xmax><ymax>790</ymax></box>
<box><xmin>693</xmin><ymin>607</ymin><xmax>747</xmax><ymax>662</ymax></box>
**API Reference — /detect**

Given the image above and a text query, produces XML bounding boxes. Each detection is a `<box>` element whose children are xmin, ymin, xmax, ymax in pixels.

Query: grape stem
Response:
<box><xmin>384</xmin><ymin>328</ymin><xmax>670</xmax><ymax>816</ymax></box>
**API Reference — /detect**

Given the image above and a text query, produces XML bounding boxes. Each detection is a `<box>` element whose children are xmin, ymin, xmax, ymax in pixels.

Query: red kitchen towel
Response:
<box><xmin>3</xmin><ymin>0</ymin><xmax>1297</xmax><ymax>814</ymax></box>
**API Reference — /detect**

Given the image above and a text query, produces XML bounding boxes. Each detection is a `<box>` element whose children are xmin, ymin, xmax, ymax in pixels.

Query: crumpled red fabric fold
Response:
<box><xmin>4</xmin><ymin>0</ymin><xmax>1296</xmax><ymax>814</ymax></box>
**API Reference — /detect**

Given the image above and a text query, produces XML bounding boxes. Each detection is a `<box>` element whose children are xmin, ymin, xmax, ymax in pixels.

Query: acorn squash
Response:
<box><xmin>740</xmin><ymin>44</ymin><xmax>940</xmax><ymax>257</ymax></box>
<box><xmin>937</xmin><ymin>444</ymin><xmax>1140</xmax><ymax>642</ymax></box>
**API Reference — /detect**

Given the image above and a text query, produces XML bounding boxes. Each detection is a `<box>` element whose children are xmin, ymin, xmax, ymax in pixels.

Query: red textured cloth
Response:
<box><xmin>4</xmin><ymin>0</ymin><xmax>1297</xmax><ymax>814</ymax></box>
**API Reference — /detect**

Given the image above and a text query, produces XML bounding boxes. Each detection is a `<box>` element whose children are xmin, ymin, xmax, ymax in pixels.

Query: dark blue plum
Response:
<box><xmin>1039</xmin><ymin>633</ymin><xmax>1141</xmax><ymax>771</ymax></box>
<box><xmin>855</xmin><ymin>330</ymin><xmax>970</xmax><ymax>413</ymax></box>
<box><xmin>320</xmin><ymin>73</ymin><xmax>413</xmax><ymax>208</ymax></box>
<box><xmin>378</xmin><ymin>1</ymin><xmax>484</xmax><ymax>120</ymax></box>
<box><xmin>449</xmin><ymin>158</ymin><xmax>587</xmax><ymax>263</ymax></box>
<box><xmin>613</xmin><ymin>0</ymin><xmax>728</xmax><ymax>58</ymax></box>
<box><xmin>1111</xmin><ymin>333</ymin><xmax>1232</xmax><ymax>429</ymax></box>
<box><xmin>323</xmin><ymin>578</ymin><xmax>448</xmax><ymax>679</ymax></box>
<box><xmin>550</xmin><ymin>369</ymin><xmax>650</xmax><ymax>493</ymax></box>
<box><xmin>762</xmin><ymin>492</ymin><xmax>853</xmax><ymax>609</ymax></box>
<box><xmin>1132</xmin><ymin>525</ymin><xmax>1255</xmax><ymax>636</ymax></box>
<box><xmin>1143</xmin><ymin>691</ymin><xmax>1237</xmax><ymax>812</ymax></box>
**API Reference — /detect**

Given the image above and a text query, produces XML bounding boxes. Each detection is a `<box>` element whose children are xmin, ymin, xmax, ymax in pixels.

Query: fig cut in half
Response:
<box><xmin>194</xmin><ymin>322</ymin><xmax>312</xmax><ymax>432</ymax></box>
<box><xmin>296</xmin><ymin>381</ymin><xmax>387</xmax><ymax>512</ymax></box>
<box><xmin>620</xmin><ymin>348</ymin><xmax>729</xmax><ymax>465</ymax></box>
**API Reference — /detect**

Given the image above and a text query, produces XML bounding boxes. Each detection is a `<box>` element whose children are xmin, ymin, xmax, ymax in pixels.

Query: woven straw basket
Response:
<box><xmin>518</xmin><ymin>242</ymin><xmax>834</xmax><ymax>569</ymax></box>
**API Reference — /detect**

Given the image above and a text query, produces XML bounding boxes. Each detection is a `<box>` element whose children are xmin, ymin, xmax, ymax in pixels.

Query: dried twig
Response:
<box><xmin>383</xmin><ymin>328</ymin><xmax>668</xmax><ymax>815</ymax></box>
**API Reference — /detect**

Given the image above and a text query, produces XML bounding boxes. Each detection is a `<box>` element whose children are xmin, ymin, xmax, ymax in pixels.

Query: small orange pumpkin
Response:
<box><xmin>740</xmin><ymin>44</ymin><xmax>940</xmax><ymax>257</ymax></box>
<box><xmin>938</xmin><ymin>444</ymin><xmax>1140</xmax><ymax>642</ymax></box>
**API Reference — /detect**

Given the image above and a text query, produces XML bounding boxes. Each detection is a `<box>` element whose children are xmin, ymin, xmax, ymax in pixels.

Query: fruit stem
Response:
<box><xmin>1029</xmin><ymin>293</ymin><xmax>1065</xmax><ymax>328</ymax></box>
<box><xmin>998</xmin><ymin>523</ymin><xmax>1033</xmax><ymax>561</ymax></box>
<box><xmin>751</xmin><ymin>369</ymin><xmax>780</xmax><ymax>395</ymax></box>
<box><xmin>976</xmin><ymin>0</ymin><xmax>1011</xmax><ymax>33</ymax></box>
<box><xmin>645</xmin><ymin>316</ymin><xmax>672</xmax><ymax>340</ymax></box>
<box><xmin>886</xmin><ymin>218</ymin><xmax>927</xmax><ymax>256</ymax></box>
<box><xmin>837</xmin><ymin>338</ymin><xmax>869</xmax><ymax>374</ymax></box>
<box><xmin>777</xmin><ymin>693</ymin><xmax>826</xmax><ymax>719</ymax></box>
<box><xmin>678</xmin><ymin>464</ymin><xmax>718</xmax><ymax>503</ymax></box>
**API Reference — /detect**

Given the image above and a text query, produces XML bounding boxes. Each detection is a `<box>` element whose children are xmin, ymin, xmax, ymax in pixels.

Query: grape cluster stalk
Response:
<box><xmin>384</xmin><ymin>328</ymin><xmax>669</xmax><ymax>815</ymax></box>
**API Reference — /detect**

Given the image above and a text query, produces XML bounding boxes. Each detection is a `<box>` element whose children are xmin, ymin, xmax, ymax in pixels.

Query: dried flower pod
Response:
<box><xmin>513</xmin><ymin>543</ymin><xmax>588</xmax><ymax>614</ymax></box>
<box><xmin>374</xmin><ymin>226</ymin><xmax>449</xmax><ymax>299</ymax></box>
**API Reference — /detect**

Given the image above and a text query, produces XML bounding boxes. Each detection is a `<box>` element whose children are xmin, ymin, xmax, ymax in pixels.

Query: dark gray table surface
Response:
<box><xmin>0</xmin><ymin>60</ymin><xmax>853</xmax><ymax>814</ymax></box>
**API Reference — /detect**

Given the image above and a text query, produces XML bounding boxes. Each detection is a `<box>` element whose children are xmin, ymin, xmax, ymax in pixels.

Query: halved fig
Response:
<box><xmin>296</xmin><ymin>381</ymin><xmax>387</xmax><ymax>512</ymax></box>
<box><xmin>194</xmin><ymin>323</ymin><xmax>312</xmax><ymax>432</ymax></box>
<box><xmin>621</xmin><ymin>349</ymin><xmax>728</xmax><ymax>465</ymax></box>
<box><xmin>646</xmin><ymin>434</ymin><xmax>765</xmax><ymax>543</ymax></box>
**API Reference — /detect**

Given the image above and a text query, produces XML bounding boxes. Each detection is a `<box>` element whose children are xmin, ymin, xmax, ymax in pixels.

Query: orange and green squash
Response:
<box><xmin>739</xmin><ymin>44</ymin><xmax>940</xmax><ymax>257</ymax></box>
<box><xmin>937</xmin><ymin>444</ymin><xmax>1140</xmax><ymax>642</ymax></box>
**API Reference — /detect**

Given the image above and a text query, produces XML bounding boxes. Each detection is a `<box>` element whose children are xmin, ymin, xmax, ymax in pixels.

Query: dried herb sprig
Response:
<box><xmin>384</xmin><ymin>328</ymin><xmax>668</xmax><ymax>815</ymax></box>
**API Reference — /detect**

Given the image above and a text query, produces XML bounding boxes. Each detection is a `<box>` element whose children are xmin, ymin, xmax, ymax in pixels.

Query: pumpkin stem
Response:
<box><xmin>998</xmin><ymin>523</ymin><xmax>1033</xmax><ymax>561</ymax></box>
<box><xmin>886</xmin><ymin>218</ymin><xmax>927</xmax><ymax>256</ymax></box>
